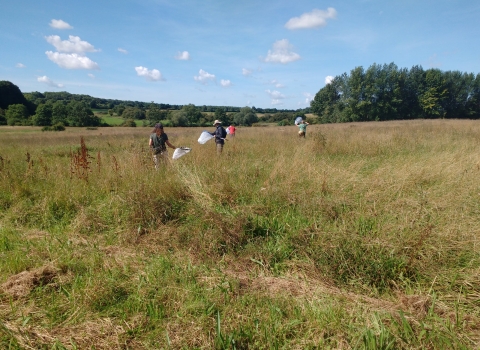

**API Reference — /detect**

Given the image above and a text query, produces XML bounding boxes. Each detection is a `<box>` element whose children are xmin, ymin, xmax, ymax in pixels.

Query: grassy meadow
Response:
<box><xmin>1</xmin><ymin>120</ymin><xmax>480</xmax><ymax>349</ymax></box>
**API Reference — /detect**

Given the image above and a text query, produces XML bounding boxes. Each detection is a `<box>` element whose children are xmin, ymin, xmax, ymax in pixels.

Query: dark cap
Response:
<box><xmin>154</xmin><ymin>123</ymin><xmax>163</xmax><ymax>129</ymax></box>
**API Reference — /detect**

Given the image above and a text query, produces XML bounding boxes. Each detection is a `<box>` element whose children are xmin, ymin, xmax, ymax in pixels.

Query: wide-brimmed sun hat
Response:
<box><xmin>154</xmin><ymin>123</ymin><xmax>163</xmax><ymax>129</ymax></box>
<box><xmin>213</xmin><ymin>120</ymin><xmax>222</xmax><ymax>125</ymax></box>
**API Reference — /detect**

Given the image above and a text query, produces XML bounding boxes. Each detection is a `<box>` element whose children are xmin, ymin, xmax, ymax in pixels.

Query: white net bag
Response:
<box><xmin>172</xmin><ymin>147</ymin><xmax>192</xmax><ymax>160</ymax></box>
<box><xmin>198</xmin><ymin>131</ymin><xmax>214</xmax><ymax>144</ymax></box>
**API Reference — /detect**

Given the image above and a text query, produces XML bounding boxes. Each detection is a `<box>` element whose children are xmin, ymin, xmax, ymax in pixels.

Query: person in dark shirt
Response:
<box><xmin>210</xmin><ymin>120</ymin><xmax>227</xmax><ymax>154</ymax></box>
<box><xmin>149</xmin><ymin>123</ymin><xmax>176</xmax><ymax>169</ymax></box>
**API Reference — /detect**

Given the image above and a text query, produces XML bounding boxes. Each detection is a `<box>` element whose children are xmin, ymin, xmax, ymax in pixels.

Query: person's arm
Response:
<box><xmin>166</xmin><ymin>140</ymin><xmax>176</xmax><ymax>149</ymax></box>
<box><xmin>149</xmin><ymin>137</ymin><xmax>153</xmax><ymax>148</ymax></box>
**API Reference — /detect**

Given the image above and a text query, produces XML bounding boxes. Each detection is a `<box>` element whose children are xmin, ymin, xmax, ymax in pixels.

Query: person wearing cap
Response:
<box><xmin>209</xmin><ymin>120</ymin><xmax>227</xmax><ymax>154</ymax></box>
<box><xmin>149</xmin><ymin>123</ymin><xmax>176</xmax><ymax>169</ymax></box>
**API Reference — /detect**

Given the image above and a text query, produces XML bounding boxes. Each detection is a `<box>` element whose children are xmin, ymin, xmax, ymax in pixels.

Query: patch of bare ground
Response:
<box><xmin>1</xmin><ymin>265</ymin><xmax>58</xmax><ymax>299</ymax></box>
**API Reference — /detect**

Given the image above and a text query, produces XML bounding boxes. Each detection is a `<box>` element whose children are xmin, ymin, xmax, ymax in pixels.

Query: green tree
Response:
<box><xmin>181</xmin><ymin>104</ymin><xmax>203</xmax><ymax>126</ymax></box>
<box><xmin>403</xmin><ymin>65</ymin><xmax>426</xmax><ymax>119</ymax></box>
<box><xmin>419</xmin><ymin>69</ymin><xmax>447</xmax><ymax>118</ymax></box>
<box><xmin>367</xmin><ymin>63</ymin><xmax>404</xmax><ymax>121</ymax></box>
<box><xmin>0</xmin><ymin>81</ymin><xmax>29</xmax><ymax>110</ymax></box>
<box><xmin>5</xmin><ymin>104</ymin><xmax>30</xmax><ymax>125</ymax></box>
<box><xmin>442</xmin><ymin>71</ymin><xmax>476</xmax><ymax>119</ymax></box>
<box><xmin>122</xmin><ymin>119</ymin><xmax>137</xmax><ymax>127</ymax></box>
<box><xmin>170</xmin><ymin>109</ymin><xmax>189</xmax><ymax>126</ymax></box>
<box><xmin>147</xmin><ymin>104</ymin><xmax>168</xmax><ymax>122</ymax></box>
<box><xmin>33</xmin><ymin>104</ymin><xmax>53</xmax><ymax>126</ymax></box>
<box><xmin>52</xmin><ymin>101</ymin><xmax>69</xmax><ymax>125</ymax></box>
<box><xmin>114</xmin><ymin>105</ymin><xmax>125</xmax><ymax>116</ymax></box>
<box><xmin>311</xmin><ymin>80</ymin><xmax>340</xmax><ymax>123</ymax></box>
<box><xmin>122</xmin><ymin>106</ymin><xmax>146</xmax><ymax>120</ymax></box>
<box><xmin>466</xmin><ymin>73</ymin><xmax>480</xmax><ymax>117</ymax></box>
<box><xmin>233</xmin><ymin>106</ymin><xmax>258</xmax><ymax>126</ymax></box>
<box><xmin>67</xmin><ymin>101</ymin><xmax>100</xmax><ymax>127</ymax></box>
<box><xmin>214</xmin><ymin>108</ymin><xmax>227</xmax><ymax>122</ymax></box>
<box><xmin>0</xmin><ymin>108</ymin><xmax>6</xmax><ymax>125</ymax></box>
<box><xmin>24</xmin><ymin>91</ymin><xmax>46</xmax><ymax>106</ymax></box>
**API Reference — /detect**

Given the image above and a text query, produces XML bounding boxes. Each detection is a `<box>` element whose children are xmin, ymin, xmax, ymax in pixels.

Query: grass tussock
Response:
<box><xmin>1</xmin><ymin>120</ymin><xmax>480</xmax><ymax>348</ymax></box>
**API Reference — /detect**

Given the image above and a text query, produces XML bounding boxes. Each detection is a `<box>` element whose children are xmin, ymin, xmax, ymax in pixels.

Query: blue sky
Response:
<box><xmin>1</xmin><ymin>0</ymin><xmax>479</xmax><ymax>110</ymax></box>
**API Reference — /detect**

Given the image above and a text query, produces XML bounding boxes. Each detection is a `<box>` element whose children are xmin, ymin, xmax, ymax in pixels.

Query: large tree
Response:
<box><xmin>0</xmin><ymin>81</ymin><xmax>29</xmax><ymax>110</ymax></box>
<box><xmin>170</xmin><ymin>109</ymin><xmax>189</xmax><ymax>126</ymax></box>
<box><xmin>0</xmin><ymin>108</ymin><xmax>7</xmax><ymax>125</ymax></box>
<box><xmin>233</xmin><ymin>107</ymin><xmax>258</xmax><ymax>126</ymax></box>
<box><xmin>67</xmin><ymin>101</ymin><xmax>100</xmax><ymax>127</ymax></box>
<box><xmin>5</xmin><ymin>104</ymin><xmax>30</xmax><ymax>125</ymax></box>
<box><xmin>146</xmin><ymin>104</ymin><xmax>168</xmax><ymax>123</ymax></box>
<box><xmin>122</xmin><ymin>106</ymin><xmax>146</xmax><ymax>120</ymax></box>
<box><xmin>52</xmin><ymin>101</ymin><xmax>69</xmax><ymax>125</ymax></box>
<box><xmin>311</xmin><ymin>79</ymin><xmax>340</xmax><ymax>123</ymax></box>
<box><xmin>181</xmin><ymin>104</ymin><xmax>203</xmax><ymax>126</ymax></box>
<box><xmin>33</xmin><ymin>104</ymin><xmax>53</xmax><ymax>126</ymax></box>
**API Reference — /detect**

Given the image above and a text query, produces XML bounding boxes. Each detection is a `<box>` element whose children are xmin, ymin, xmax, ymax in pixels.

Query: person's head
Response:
<box><xmin>153</xmin><ymin>123</ymin><xmax>164</xmax><ymax>134</ymax></box>
<box><xmin>213</xmin><ymin>120</ymin><xmax>222</xmax><ymax>126</ymax></box>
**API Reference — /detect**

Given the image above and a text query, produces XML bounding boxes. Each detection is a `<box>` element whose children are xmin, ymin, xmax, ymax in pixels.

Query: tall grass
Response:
<box><xmin>0</xmin><ymin>120</ymin><xmax>479</xmax><ymax>348</ymax></box>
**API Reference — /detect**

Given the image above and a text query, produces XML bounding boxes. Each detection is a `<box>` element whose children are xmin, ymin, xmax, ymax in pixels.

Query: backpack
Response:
<box><xmin>221</xmin><ymin>127</ymin><xmax>227</xmax><ymax>139</ymax></box>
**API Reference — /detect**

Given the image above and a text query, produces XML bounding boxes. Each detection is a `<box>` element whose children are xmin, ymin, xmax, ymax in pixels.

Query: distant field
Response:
<box><xmin>1</xmin><ymin>120</ymin><xmax>479</xmax><ymax>348</ymax></box>
<box><xmin>98</xmin><ymin>115</ymin><xmax>144</xmax><ymax>126</ymax></box>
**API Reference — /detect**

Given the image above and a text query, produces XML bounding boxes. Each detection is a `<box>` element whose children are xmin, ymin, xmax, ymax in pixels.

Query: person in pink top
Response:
<box><xmin>228</xmin><ymin>124</ymin><xmax>236</xmax><ymax>137</ymax></box>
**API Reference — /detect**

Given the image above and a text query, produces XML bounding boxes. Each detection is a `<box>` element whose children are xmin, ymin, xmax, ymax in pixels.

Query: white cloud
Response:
<box><xmin>264</xmin><ymin>39</ymin><xmax>300</xmax><ymax>64</ymax></box>
<box><xmin>304</xmin><ymin>92</ymin><xmax>314</xmax><ymax>104</ymax></box>
<box><xmin>325</xmin><ymin>75</ymin><xmax>334</xmax><ymax>84</ymax></box>
<box><xmin>242</xmin><ymin>68</ymin><xmax>252</xmax><ymax>76</ymax></box>
<box><xmin>45</xmin><ymin>35</ymin><xmax>98</xmax><ymax>54</ymax></box>
<box><xmin>270</xmin><ymin>79</ymin><xmax>284</xmax><ymax>88</ymax></box>
<box><xmin>175</xmin><ymin>51</ymin><xmax>190</xmax><ymax>60</ymax></box>
<box><xmin>88</xmin><ymin>73</ymin><xmax>95</xmax><ymax>79</ymax></box>
<box><xmin>49</xmin><ymin>19</ymin><xmax>73</xmax><ymax>30</ymax></box>
<box><xmin>118</xmin><ymin>48</ymin><xmax>128</xmax><ymax>54</ymax></box>
<box><xmin>220</xmin><ymin>79</ymin><xmax>232</xmax><ymax>87</ymax></box>
<box><xmin>266</xmin><ymin>89</ymin><xmax>286</xmax><ymax>99</ymax></box>
<box><xmin>46</xmin><ymin>51</ymin><xmax>100</xmax><ymax>70</ymax></box>
<box><xmin>15</xmin><ymin>63</ymin><xmax>26</xmax><ymax>68</ymax></box>
<box><xmin>285</xmin><ymin>8</ymin><xmax>337</xmax><ymax>30</ymax></box>
<box><xmin>194</xmin><ymin>69</ymin><xmax>216</xmax><ymax>84</ymax></box>
<box><xmin>271</xmin><ymin>99</ymin><xmax>283</xmax><ymax>105</ymax></box>
<box><xmin>37</xmin><ymin>76</ymin><xmax>64</xmax><ymax>88</ymax></box>
<box><xmin>135</xmin><ymin>66</ymin><xmax>164</xmax><ymax>81</ymax></box>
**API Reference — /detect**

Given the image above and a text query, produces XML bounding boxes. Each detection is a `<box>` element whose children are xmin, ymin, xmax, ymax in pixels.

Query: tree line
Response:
<box><xmin>310</xmin><ymin>63</ymin><xmax>480</xmax><ymax>123</ymax></box>
<box><xmin>0</xmin><ymin>80</ymin><xmax>307</xmax><ymax>127</ymax></box>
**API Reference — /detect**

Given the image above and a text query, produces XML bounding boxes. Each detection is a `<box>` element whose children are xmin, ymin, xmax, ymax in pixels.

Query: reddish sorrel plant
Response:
<box><xmin>70</xmin><ymin>136</ymin><xmax>91</xmax><ymax>181</ymax></box>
